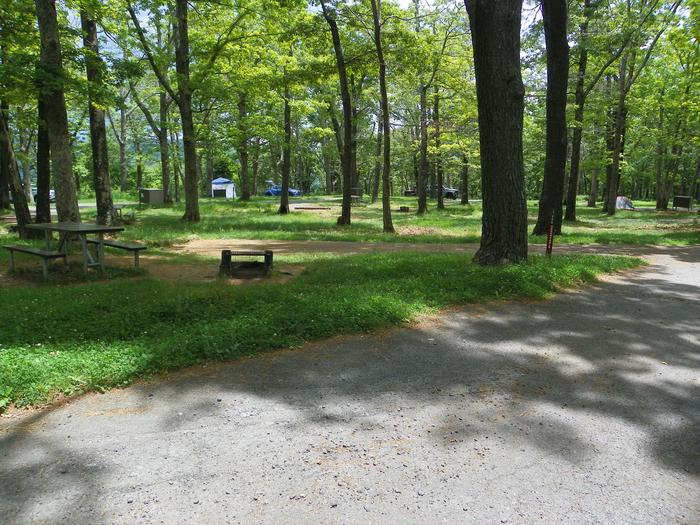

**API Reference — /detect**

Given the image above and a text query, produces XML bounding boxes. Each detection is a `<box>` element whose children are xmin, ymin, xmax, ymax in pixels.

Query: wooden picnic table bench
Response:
<box><xmin>24</xmin><ymin>222</ymin><xmax>125</xmax><ymax>277</ymax></box>
<box><xmin>86</xmin><ymin>239</ymin><xmax>147</xmax><ymax>267</ymax></box>
<box><xmin>3</xmin><ymin>245</ymin><xmax>67</xmax><ymax>279</ymax></box>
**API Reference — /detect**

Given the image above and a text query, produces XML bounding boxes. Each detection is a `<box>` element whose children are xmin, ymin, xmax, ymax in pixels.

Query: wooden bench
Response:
<box><xmin>86</xmin><ymin>239</ymin><xmax>147</xmax><ymax>267</ymax></box>
<box><xmin>3</xmin><ymin>245</ymin><xmax>67</xmax><ymax>279</ymax></box>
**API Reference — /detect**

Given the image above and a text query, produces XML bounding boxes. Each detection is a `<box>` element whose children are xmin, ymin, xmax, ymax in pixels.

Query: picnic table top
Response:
<box><xmin>26</xmin><ymin>222</ymin><xmax>125</xmax><ymax>234</ymax></box>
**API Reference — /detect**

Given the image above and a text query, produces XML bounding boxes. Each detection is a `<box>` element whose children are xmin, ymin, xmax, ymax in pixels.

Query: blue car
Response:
<box><xmin>264</xmin><ymin>184</ymin><xmax>302</xmax><ymax>197</ymax></box>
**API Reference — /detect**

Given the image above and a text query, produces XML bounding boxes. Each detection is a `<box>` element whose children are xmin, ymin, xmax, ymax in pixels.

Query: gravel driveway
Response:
<box><xmin>1</xmin><ymin>247</ymin><xmax>698</xmax><ymax>524</ymax></box>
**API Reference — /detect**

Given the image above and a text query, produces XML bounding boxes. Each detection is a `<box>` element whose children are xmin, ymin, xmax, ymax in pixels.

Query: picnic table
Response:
<box><xmin>26</xmin><ymin>222</ymin><xmax>124</xmax><ymax>273</ymax></box>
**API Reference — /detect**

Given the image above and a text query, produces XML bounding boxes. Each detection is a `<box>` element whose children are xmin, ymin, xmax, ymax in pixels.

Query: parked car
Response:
<box><xmin>442</xmin><ymin>186</ymin><xmax>459</xmax><ymax>199</ymax></box>
<box><xmin>32</xmin><ymin>187</ymin><xmax>56</xmax><ymax>203</ymax></box>
<box><xmin>264</xmin><ymin>184</ymin><xmax>302</xmax><ymax>197</ymax></box>
<box><xmin>403</xmin><ymin>186</ymin><xmax>459</xmax><ymax>199</ymax></box>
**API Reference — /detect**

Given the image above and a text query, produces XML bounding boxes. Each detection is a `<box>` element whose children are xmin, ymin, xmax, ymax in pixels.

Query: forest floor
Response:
<box><xmin>1</xmin><ymin>244</ymin><xmax>697</xmax><ymax>524</ymax></box>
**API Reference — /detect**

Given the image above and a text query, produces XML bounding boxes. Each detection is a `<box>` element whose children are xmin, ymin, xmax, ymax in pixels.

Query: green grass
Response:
<box><xmin>0</xmin><ymin>252</ymin><xmax>642</xmax><ymax>410</ymax></box>
<box><xmin>3</xmin><ymin>197</ymin><xmax>698</xmax><ymax>247</ymax></box>
<box><xmin>71</xmin><ymin>197</ymin><xmax>697</xmax><ymax>247</ymax></box>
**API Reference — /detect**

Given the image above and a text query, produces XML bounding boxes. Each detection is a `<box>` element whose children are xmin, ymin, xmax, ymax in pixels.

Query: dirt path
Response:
<box><xmin>1</xmin><ymin>246</ymin><xmax>698</xmax><ymax>524</ymax></box>
<box><xmin>171</xmin><ymin>237</ymin><xmax>683</xmax><ymax>258</ymax></box>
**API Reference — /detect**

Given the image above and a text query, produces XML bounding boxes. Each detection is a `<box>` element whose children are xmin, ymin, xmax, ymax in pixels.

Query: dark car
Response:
<box><xmin>264</xmin><ymin>184</ymin><xmax>302</xmax><ymax>197</ymax></box>
<box><xmin>403</xmin><ymin>186</ymin><xmax>459</xmax><ymax>199</ymax></box>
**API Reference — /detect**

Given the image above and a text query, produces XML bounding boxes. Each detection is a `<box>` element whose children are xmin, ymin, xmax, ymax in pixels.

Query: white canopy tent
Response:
<box><xmin>211</xmin><ymin>177</ymin><xmax>237</xmax><ymax>199</ymax></box>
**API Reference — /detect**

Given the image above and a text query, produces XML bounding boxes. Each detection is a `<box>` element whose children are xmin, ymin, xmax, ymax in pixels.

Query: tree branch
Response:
<box><xmin>126</xmin><ymin>1</ymin><xmax>179</xmax><ymax>104</ymax></box>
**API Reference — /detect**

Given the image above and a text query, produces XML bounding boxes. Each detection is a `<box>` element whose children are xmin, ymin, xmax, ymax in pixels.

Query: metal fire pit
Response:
<box><xmin>219</xmin><ymin>250</ymin><xmax>273</xmax><ymax>278</ymax></box>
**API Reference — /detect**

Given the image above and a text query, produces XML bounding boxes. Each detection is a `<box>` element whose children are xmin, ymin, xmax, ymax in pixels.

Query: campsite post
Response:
<box><xmin>546</xmin><ymin>210</ymin><xmax>555</xmax><ymax>257</ymax></box>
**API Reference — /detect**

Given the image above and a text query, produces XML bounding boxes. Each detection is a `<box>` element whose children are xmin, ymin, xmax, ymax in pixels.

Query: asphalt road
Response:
<box><xmin>1</xmin><ymin>246</ymin><xmax>698</xmax><ymax>524</ymax></box>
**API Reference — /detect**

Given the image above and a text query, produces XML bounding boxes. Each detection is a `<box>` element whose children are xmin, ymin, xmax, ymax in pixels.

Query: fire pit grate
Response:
<box><xmin>219</xmin><ymin>250</ymin><xmax>273</xmax><ymax>278</ymax></box>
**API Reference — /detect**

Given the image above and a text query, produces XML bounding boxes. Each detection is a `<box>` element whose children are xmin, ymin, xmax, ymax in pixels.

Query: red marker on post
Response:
<box><xmin>545</xmin><ymin>210</ymin><xmax>555</xmax><ymax>257</ymax></box>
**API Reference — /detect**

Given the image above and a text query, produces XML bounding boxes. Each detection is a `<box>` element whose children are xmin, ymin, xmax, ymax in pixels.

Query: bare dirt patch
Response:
<box><xmin>171</xmin><ymin>238</ymin><xmax>478</xmax><ymax>257</ymax></box>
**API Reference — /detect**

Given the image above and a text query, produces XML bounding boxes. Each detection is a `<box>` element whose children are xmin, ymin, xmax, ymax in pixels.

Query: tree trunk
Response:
<box><xmin>533</xmin><ymin>0</ymin><xmax>569</xmax><ymax>236</ymax></box>
<box><xmin>252</xmin><ymin>138</ymin><xmax>260</xmax><ymax>195</ymax></box>
<box><xmin>81</xmin><ymin>10</ymin><xmax>115</xmax><ymax>225</ymax></box>
<box><xmin>460</xmin><ymin>153</ymin><xmax>469</xmax><ymax>205</ymax></box>
<box><xmin>135</xmin><ymin>138</ymin><xmax>143</xmax><ymax>190</ymax></box>
<box><xmin>466</xmin><ymin>0</ymin><xmax>528</xmax><ymax>264</ymax></box>
<box><xmin>605</xmin><ymin>58</ymin><xmax>627</xmax><ymax>216</ymax></box>
<box><xmin>564</xmin><ymin>0</ymin><xmax>592</xmax><ymax>222</ymax></box>
<box><xmin>278</xmin><ymin>84</ymin><xmax>291</xmax><ymax>214</ymax></box>
<box><xmin>35</xmin><ymin>0</ymin><xmax>80</xmax><ymax>222</ymax></box>
<box><xmin>655</xmin><ymin>102</ymin><xmax>668</xmax><ymax>210</ymax></box>
<box><xmin>434</xmin><ymin>86</ymin><xmax>444</xmax><ymax>210</ymax></box>
<box><xmin>0</xmin><ymin>108</ymin><xmax>33</xmax><ymax>237</ymax></box>
<box><xmin>323</xmin><ymin>137</ymin><xmax>333</xmax><ymax>194</ymax></box>
<box><xmin>35</xmin><ymin>95</ymin><xmax>51</xmax><ymax>223</ymax></box>
<box><xmin>0</xmin><ymin>103</ymin><xmax>10</xmax><ymax>210</ymax></box>
<box><xmin>371</xmin><ymin>118</ymin><xmax>382</xmax><ymax>204</ymax></box>
<box><xmin>206</xmin><ymin>141</ymin><xmax>214</xmax><ymax>196</ymax></box>
<box><xmin>350</xmin><ymin>75</ymin><xmax>362</xmax><ymax>191</ymax></box>
<box><xmin>175</xmin><ymin>0</ymin><xmax>199</xmax><ymax>221</ymax></box>
<box><xmin>602</xmin><ymin>76</ymin><xmax>614</xmax><ymax>213</ymax></box>
<box><xmin>370</xmin><ymin>0</ymin><xmax>394</xmax><ymax>233</ymax></box>
<box><xmin>692</xmin><ymin>153</ymin><xmax>700</xmax><ymax>202</ymax></box>
<box><xmin>21</xmin><ymin>151</ymin><xmax>33</xmax><ymax>202</ymax></box>
<box><xmin>417</xmin><ymin>85</ymin><xmax>429</xmax><ymax>214</ymax></box>
<box><xmin>321</xmin><ymin>3</ymin><xmax>352</xmax><ymax>225</ymax></box>
<box><xmin>118</xmin><ymin>104</ymin><xmax>128</xmax><ymax>192</ymax></box>
<box><xmin>587</xmin><ymin>167</ymin><xmax>598</xmax><ymax>207</ymax></box>
<box><xmin>238</xmin><ymin>93</ymin><xmax>250</xmax><ymax>200</ymax></box>
<box><xmin>170</xmin><ymin>126</ymin><xmax>181</xmax><ymax>203</ymax></box>
<box><xmin>159</xmin><ymin>93</ymin><xmax>171</xmax><ymax>203</ymax></box>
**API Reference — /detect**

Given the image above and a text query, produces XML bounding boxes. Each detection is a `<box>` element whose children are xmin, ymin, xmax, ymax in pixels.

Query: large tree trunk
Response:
<box><xmin>465</xmin><ymin>0</ymin><xmax>528</xmax><ymax>264</ymax></box>
<box><xmin>370</xmin><ymin>0</ymin><xmax>394</xmax><ymax>233</ymax></box>
<box><xmin>417</xmin><ymin>85</ymin><xmax>429</xmax><ymax>214</ymax></box>
<box><xmin>564</xmin><ymin>0</ymin><xmax>592</xmax><ymax>222</ymax></box>
<box><xmin>434</xmin><ymin>87</ymin><xmax>444</xmax><ymax>210</ymax></box>
<box><xmin>175</xmin><ymin>0</ymin><xmax>199</xmax><ymax>221</ymax></box>
<box><xmin>35</xmin><ymin>95</ymin><xmax>51</xmax><ymax>223</ymax></box>
<box><xmin>533</xmin><ymin>0</ymin><xmax>569</xmax><ymax>236</ymax></box>
<box><xmin>0</xmin><ymin>108</ymin><xmax>33</xmax><ymax>237</ymax></box>
<box><xmin>238</xmin><ymin>93</ymin><xmax>250</xmax><ymax>200</ymax></box>
<box><xmin>81</xmin><ymin>10</ymin><xmax>115</xmax><ymax>225</ymax></box>
<box><xmin>460</xmin><ymin>153</ymin><xmax>470</xmax><ymax>205</ymax></box>
<box><xmin>321</xmin><ymin>3</ymin><xmax>352</xmax><ymax>225</ymax></box>
<box><xmin>35</xmin><ymin>0</ymin><xmax>80</xmax><ymax>222</ymax></box>
<box><xmin>278</xmin><ymin>85</ymin><xmax>291</xmax><ymax>215</ymax></box>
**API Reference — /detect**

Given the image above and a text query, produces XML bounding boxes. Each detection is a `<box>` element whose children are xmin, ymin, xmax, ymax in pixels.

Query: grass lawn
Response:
<box><xmin>2</xmin><ymin>197</ymin><xmax>698</xmax><ymax>247</ymax></box>
<box><xmin>60</xmin><ymin>196</ymin><xmax>698</xmax><ymax>247</ymax></box>
<box><xmin>0</xmin><ymin>252</ymin><xmax>642</xmax><ymax>410</ymax></box>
